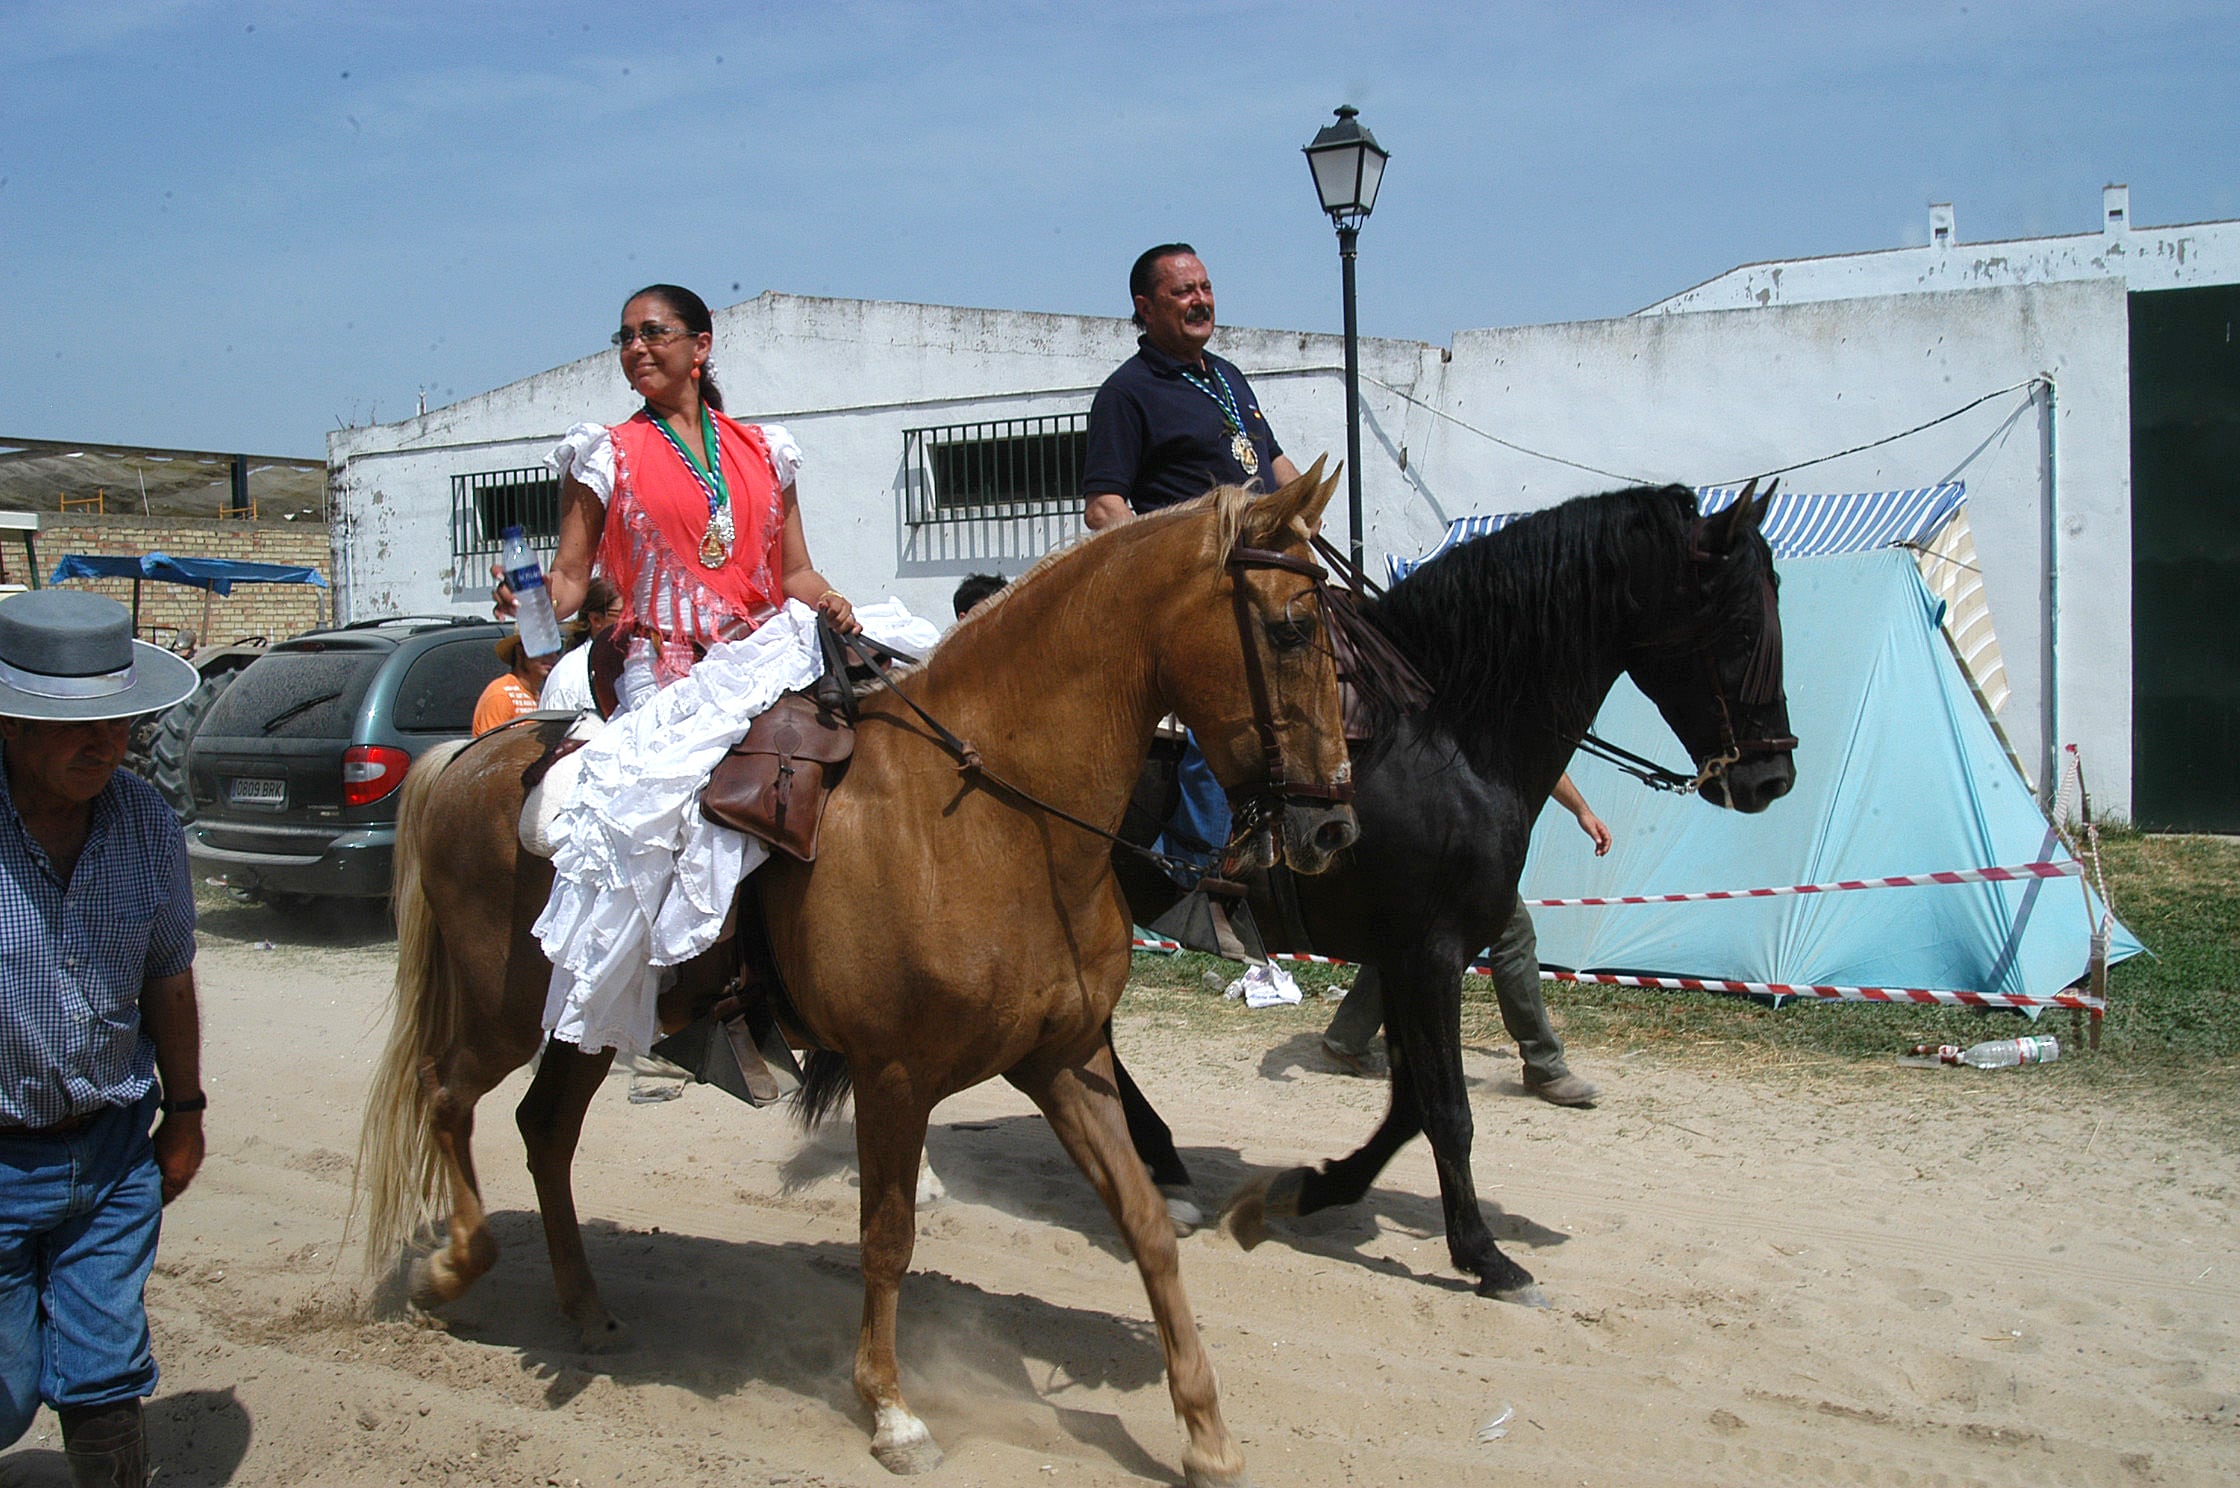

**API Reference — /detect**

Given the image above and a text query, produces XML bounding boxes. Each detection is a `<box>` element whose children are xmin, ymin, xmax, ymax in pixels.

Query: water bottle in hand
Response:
<box><xmin>500</xmin><ymin>525</ymin><xmax>563</xmax><ymax>658</ymax></box>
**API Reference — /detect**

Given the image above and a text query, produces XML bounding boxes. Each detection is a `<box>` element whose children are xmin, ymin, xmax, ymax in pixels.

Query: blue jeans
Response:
<box><xmin>0</xmin><ymin>1090</ymin><xmax>163</xmax><ymax>1447</ymax></box>
<box><xmin>1155</xmin><ymin>736</ymin><xmax>1232</xmax><ymax>882</ymax></box>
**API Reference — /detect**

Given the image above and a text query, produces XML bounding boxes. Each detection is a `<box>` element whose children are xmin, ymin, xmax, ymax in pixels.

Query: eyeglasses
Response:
<box><xmin>611</xmin><ymin>322</ymin><xmax>692</xmax><ymax>348</ymax></box>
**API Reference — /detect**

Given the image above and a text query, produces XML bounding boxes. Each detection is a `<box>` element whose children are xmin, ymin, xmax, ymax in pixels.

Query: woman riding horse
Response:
<box><xmin>497</xmin><ymin>283</ymin><xmax>933</xmax><ymax>1058</ymax></box>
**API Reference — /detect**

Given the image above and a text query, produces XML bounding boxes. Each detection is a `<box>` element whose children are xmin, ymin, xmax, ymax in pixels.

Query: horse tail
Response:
<box><xmin>793</xmin><ymin>1049</ymin><xmax>854</xmax><ymax>1130</ymax></box>
<box><xmin>350</xmin><ymin>738</ymin><xmax>475</xmax><ymax>1272</ymax></box>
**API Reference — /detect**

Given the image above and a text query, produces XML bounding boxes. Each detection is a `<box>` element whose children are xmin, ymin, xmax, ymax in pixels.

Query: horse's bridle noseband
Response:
<box><xmin>1223</xmin><ymin>545</ymin><xmax>1355</xmax><ymax>835</ymax></box>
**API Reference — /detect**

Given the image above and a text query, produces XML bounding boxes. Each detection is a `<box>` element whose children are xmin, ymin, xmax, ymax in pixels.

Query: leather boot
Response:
<box><xmin>58</xmin><ymin>1399</ymin><xmax>147</xmax><ymax>1488</ymax></box>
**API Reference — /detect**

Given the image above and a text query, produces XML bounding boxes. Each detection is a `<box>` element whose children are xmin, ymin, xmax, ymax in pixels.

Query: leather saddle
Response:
<box><xmin>699</xmin><ymin>616</ymin><xmax>904</xmax><ymax>863</ymax></box>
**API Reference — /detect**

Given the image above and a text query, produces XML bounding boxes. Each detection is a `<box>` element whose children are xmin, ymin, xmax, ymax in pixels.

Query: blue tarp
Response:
<box><xmin>1391</xmin><ymin>482</ymin><xmax>1967</xmax><ymax>582</ymax></box>
<box><xmin>50</xmin><ymin>552</ymin><xmax>328</xmax><ymax>594</ymax></box>
<box><xmin>1521</xmin><ymin>549</ymin><xmax>2140</xmax><ymax>1001</ymax></box>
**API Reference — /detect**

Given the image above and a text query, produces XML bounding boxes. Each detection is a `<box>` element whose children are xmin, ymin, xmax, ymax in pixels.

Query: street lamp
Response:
<box><xmin>1302</xmin><ymin>104</ymin><xmax>1389</xmax><ymax>586</ymax></box>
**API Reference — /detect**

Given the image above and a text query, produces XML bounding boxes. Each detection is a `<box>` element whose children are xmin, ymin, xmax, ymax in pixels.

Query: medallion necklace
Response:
<box><xmin>646</xmin><ymin>405</ymin><xmax>735</xmax><ymax>566</ymax></box>
<box><xmin>1175</xmin><ymin>361</ymin><xmax>1260</xmax><ymax>476</ymax></box>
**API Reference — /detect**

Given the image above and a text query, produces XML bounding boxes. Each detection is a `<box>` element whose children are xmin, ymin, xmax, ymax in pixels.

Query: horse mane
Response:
<box><xmin>1371</xmin><ymin>484</ymin><xmax>1705</xmax><ymax>750</ymax></box>
<box><xmin>929</xmin><ymin>485</ymin><xmax>1266</xmax><ymax>663</ymax></box>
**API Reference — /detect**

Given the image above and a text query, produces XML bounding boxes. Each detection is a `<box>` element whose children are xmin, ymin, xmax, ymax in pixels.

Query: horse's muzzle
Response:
<box><xmin>1701</xmin><ymin>753</ymin><xmax>1796</xmax><ymax>814</ymax></box>
<box><xmin>1280</xmin><ymin>800</ymin><xmax>1358</xmax><ymax>874</ymax></box>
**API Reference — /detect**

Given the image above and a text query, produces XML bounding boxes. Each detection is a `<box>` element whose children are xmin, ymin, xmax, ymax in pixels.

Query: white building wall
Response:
<box><xmin>327</xmin><ymin>292</ymin><xmax>1437</xmax><ymax>626</ymax></box>
<box><xmin>1642</xmin><ymin>194</ymin><xmax>2240</xmax><ymax>314</ymax></box>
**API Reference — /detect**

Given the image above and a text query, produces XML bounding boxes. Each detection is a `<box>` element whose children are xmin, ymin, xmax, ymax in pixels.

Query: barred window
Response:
<box><xmin>450</xmin><ymin>467</ymin><xmax>560</xmax><ymax>564</ymax></box>
<box><xmin>902</xmin><ymin>413</ymin><xmax>1088</xmax><ymax>525</ymax></box>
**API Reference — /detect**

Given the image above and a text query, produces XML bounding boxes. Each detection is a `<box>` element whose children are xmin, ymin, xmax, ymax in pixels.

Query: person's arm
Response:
<box><xmin>777</xmin><ymin>481</ymin><xmax>859</xmax><ymax>633</ymax></box>
<box><xmin>1270</xmin><ymin>454</ymin><xmax>1301</xmax><ymax>487</ymax></box>
<box><xmin>494</xmin><ymin>478</ymin><xmax>604</xmax><ymax>621</ymax></box>
<box><xmin>1084</xmin><ymin>493</ymin><xmax>1134</xmax><ymax>531</ymax></box>
<box><xmin>141</xmin><ymin>969</ymin><xmax>203</xmax><ymax>1204</ymax></box>
<box><xmin>1081</xmin><ymin>379</ymin><xmax>1142</xmax><ymax>532</ymax></box>
<box><xmin>1550</xmin><ymin>772</ymin><xmax>1612</xmax><ymax>856</ymax></box>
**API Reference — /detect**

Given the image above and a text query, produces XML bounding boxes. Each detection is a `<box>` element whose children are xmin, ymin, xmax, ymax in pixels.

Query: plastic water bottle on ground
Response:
<box><xmin>1957</xmin><ymin>1034</ymin><xmax>2060</xmax><ymax>1068</ymax></box>
<box><xmin>500</xmin><ymin>525</ymin><xmax>564</xmax><ymax>658</ymax></box>
<box><xmin>1905</xmin><ymin>1036</ymin><xmax>2060</xmax><ymax>1069</ymax></box>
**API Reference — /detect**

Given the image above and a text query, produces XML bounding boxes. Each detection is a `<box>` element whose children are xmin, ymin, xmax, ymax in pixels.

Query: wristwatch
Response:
<box><xmin>159</xmin><ymin>1092</ymin><xmax>208</xmax><ymax>1115</ymax></box>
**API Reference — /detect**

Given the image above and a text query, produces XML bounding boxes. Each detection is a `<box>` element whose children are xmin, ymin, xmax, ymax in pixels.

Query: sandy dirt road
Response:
<box><xmin>3</xmin><ymin>894</ymin><xmax>2235</xmax><ymax>1487</ymax></box>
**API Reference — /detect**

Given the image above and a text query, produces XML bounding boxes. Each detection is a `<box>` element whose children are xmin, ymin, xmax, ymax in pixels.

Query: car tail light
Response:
<box><xmin>342</xmin><ymin>745</ymin><xmax>412</xmax><ymax>807</ymax></box>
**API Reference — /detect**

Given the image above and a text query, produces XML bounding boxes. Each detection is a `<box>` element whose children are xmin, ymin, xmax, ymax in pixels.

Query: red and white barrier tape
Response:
<box><xmin>1521</xmin><ymin>859</ymin><xmax>2080</xmax><ymax>908</ymax></box>
<box><xmin>1538</xmin><ymin>970</ymin><xmax>2104</xmax><ymax>1014</ymax></box>
<box><xmin>1128</xmin><ymin>941</ymin><xmax>2105</xmax><ymax>1014</ymax></box>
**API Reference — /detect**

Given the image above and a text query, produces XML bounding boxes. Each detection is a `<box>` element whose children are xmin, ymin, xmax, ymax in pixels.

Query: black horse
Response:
<box><xmin>1110</xmin><ymin>482</ymin><xmax>1797</xmax><ymax>1301</ymax></box>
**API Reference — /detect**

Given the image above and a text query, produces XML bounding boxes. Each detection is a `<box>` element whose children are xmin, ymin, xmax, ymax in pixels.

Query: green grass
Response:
<box><xmin>1125</xmin><ymin>831</ymin><xmax>2240</xmax><ymax>1080</ymax></box>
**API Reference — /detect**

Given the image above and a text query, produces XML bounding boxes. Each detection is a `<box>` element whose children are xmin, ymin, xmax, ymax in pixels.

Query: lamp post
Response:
<box><xmin>1302</xmin><ymin>104</ymin><xmax>1389</xmax><ymax>587</ymax></box>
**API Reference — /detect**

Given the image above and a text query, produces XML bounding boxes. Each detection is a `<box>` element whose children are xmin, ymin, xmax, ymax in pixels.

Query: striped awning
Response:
<box><xmin>1387</xmin><ymin>482</ymin><xmax>1967</xmax><ymax>583</ymax></box>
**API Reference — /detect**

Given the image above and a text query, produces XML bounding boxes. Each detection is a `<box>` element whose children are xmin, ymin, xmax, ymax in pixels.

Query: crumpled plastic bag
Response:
<box><xmin>1225</xmin><ymin>961</ymin><xmax>1304</xmax><ymax>1008</ymax></box>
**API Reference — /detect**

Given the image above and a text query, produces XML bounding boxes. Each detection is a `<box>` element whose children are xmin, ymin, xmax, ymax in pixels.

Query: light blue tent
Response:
<box><xmin>1519</xmin><ymin>548</ymin><xmax>2140</xmax><ymax>1002</ymax></box>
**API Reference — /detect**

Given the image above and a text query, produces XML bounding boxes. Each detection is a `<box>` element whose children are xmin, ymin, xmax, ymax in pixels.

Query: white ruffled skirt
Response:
<box><xmin>534</xmin><ymin>598</ymin><xmax>942</xmax><ymax>1055</ymax></box>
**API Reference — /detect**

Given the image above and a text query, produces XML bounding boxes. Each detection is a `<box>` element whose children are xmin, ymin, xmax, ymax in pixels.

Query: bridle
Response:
<box><xmin>1577</xmin><ymin>522</ymin><xmax>1795</xmax><ymax>796</ymax></box>
<box><xmin>1219</xmin><ymin>544</ymin><xmax>1354</xmax><ymax>852</ymax></box>
<box><xmin>830</xmin><ymin>540</ymin><xmax>1350</xmax><ymax>882</ymax></box>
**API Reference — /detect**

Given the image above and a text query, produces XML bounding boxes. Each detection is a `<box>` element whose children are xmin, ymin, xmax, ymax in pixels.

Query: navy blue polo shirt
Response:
<box><xmin>1083</xmin><ymin>338</ymin><xmax>1285</xmax><ymax>515</ymax></box>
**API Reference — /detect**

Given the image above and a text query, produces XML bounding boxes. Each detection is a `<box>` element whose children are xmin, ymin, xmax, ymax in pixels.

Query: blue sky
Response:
<box><xmin>4</xmin><ymin>0</ymin><xmax>2233</xmax><ymax>456</ymax></box>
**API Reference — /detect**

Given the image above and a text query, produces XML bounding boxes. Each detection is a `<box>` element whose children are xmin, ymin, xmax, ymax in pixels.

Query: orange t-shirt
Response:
<box><xmin>472</xmin><ymin>673</ymin><xmax>539</xmax><ymax>736</ymax></box>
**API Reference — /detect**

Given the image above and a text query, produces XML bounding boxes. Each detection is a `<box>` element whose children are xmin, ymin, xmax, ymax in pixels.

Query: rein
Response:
<box><xmin>827</xmin><ymin>543</ymin><xmax>1347</xmax><ymax>883</ymax></box>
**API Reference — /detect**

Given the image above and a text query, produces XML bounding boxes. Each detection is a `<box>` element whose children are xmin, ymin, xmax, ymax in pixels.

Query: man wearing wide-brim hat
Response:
<box><xmin>0</xmin><ymin>590</ymin><xmax>202</xmax><ymax>1486</ymax></box>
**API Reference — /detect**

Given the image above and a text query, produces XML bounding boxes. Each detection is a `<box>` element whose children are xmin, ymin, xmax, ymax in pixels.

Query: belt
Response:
<box><xmin>0</xmin><ymin>1110</ymin><xmax>101</xmax><ymax>1138</ymax></box>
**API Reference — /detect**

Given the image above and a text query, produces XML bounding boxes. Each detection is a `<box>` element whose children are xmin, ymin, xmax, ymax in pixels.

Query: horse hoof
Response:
<box><xmin>1220</xmin><ymin>1168</ymin><xmax>1303</xmax><ymax>1250</ymax></box>
<box><xmin>576</xmin><ymin>1315</ymin><xmax>631</xmax><ymax>1354</ymax></box>
<box><xmin>1161</xmin><ymin>1184</ymin><xmax>1205</xmax><ymax>1237</ymax></box>
<box><xmin>406</xmin><ymin>1256</ymin><xmax>455</xmax><ymax>1312</ymax></box>
<box><xmin>1220</xmin><ymin>1177</ymin><xmax>1271</xmax><ymax>1250</ymax></box>
<box><xmin>871</xmin><ymin>1426</ymin><xmax>944</xmax><ymax>1475</ymax></box>
<box><xmin>1487</xmin><ymin>1281</ymin><xmax>1551</xmax><ymax>1309</ymax></box>
<box><xmin>1183</xmin><ymin>1458</ymin><xmax>1253</xmax><ymax>1488</ymax></box>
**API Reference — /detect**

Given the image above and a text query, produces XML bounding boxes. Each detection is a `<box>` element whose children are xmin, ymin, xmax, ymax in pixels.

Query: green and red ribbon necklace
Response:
<box><xmin>646</xmin><ymin>405</ymin><xmax>734</xmax><ymax>565</ymax></box>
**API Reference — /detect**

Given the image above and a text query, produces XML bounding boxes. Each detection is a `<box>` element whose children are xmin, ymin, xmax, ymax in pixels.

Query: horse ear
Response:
<box><xmin>1711</xmin><ymin>477</ymin><xmax>1773</xmax><ymax>548</ymax></box>
<box><xmin>1248</xmin><ymin>455</ymin><xmax>1335</xmax><ymax>542</ymax></box>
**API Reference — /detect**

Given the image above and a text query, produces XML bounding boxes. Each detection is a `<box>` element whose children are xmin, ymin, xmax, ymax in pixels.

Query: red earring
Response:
<box><xmin>690</xmin><ymin>363</ymin><xmax>702</xmax><ymax>379</ymax></box>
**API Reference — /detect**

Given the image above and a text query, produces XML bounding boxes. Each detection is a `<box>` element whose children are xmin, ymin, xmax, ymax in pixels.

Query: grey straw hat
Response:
<box><xmin>0</xmin><ymin>590</ymin><xmax>198</xmax><ymax>722</ymax></box>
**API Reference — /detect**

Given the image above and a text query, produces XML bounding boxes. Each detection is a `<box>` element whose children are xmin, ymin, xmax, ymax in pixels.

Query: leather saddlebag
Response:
<box><xmin>700</xmin><ymin>691</ymin><xmax>855</xmax><ymax>862</ymax></box>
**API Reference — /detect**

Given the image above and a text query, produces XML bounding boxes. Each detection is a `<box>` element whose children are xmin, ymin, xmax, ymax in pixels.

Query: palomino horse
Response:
<box><xmin>1112</xmin><ymin>483</ymin><xmax>1797</xmax><ymax>1301</ymax></box>
<box><xmin>355</xmin><ymin>466</ymin><xmax>1355</xmax><ymax>1485</ymax></box>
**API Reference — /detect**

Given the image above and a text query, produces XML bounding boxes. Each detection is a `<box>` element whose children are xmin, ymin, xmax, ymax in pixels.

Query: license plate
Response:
<box><xmin>228</xmin><ymin>777</ymin><xmax>287</xmax><ymax>807</ymax></box>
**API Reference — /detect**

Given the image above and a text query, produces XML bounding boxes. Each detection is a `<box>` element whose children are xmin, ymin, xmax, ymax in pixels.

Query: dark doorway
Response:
<box><xmin>2131</xmin><ymin>284</ymin><xmax>2240</xmax><ymax>830</ymax></box>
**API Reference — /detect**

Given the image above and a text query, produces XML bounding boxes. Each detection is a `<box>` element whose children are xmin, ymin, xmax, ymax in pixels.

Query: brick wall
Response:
<box><xmin>19</xmin><ymin>517</ymin><xmax>334</xmax><ymax>647</ymax></box>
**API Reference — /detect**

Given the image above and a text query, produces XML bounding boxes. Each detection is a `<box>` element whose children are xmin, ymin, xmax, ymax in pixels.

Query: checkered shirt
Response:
<box><xmin>0</xmin><ymin>744</ymin><xmax>196</xmax><ymax>1126</ymax></box>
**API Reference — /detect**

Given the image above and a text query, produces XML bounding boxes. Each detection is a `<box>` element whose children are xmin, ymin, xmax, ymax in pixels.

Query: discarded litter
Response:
<box><xmin>1898</xmin><ymin>1036</ymin><xmax>2060</xmax><ymax>1070</ymax></box>
<box><xmin>1226</xmin><ymin>962</ymin><xmax>1303</xmax><ymax>1008</ymax></box>
<box><xmin>1476</xmin><ymin>1403</ymin><xmax>1515</xmax><ymax>1443</ymax></box>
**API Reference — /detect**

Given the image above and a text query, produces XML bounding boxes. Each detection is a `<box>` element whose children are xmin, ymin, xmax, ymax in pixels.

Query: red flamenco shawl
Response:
<box><xmin>604</xmin><ymin>409</ymin><xmax>787</xmax><ymax>648</ymax></box>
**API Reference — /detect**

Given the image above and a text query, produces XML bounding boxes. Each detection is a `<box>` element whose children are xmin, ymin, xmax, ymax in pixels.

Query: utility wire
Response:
<box><xmin>1357</xmin><ymin>371</ymin><xmax>2044</xmax><ymax>491</ymax></box>
<box><xmin>1358</xmin><ymin>374</ymin><xmax>1650</xmax><ymax>484</ymax></box>
<box><xmin>1728</xmin><ymin>379</ymin><xmax>2044</xmax><ymax>484</ymax></box>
